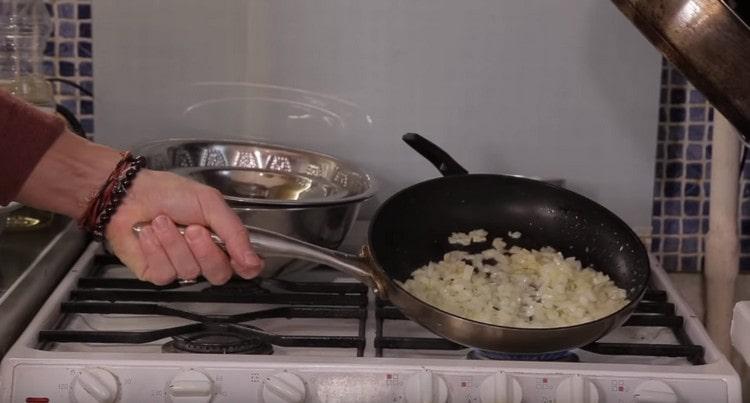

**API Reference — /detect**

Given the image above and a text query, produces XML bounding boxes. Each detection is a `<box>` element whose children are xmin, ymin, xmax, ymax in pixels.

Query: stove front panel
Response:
<box><xmin>5</xmin><ymin>360</ymin><xmax>734</xmax><ymax>403</ymax></box>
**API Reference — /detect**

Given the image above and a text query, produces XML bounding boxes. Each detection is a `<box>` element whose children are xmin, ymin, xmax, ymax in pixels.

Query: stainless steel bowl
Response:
<box><xmin>132</xmin><ymin>138</ymin><xmax>376</xmax><ymax>277</ymax></box>
<box><xmin>0</xmin><ymin>202</ymin><xmax>22</xmax><ymax>236</ymax></box>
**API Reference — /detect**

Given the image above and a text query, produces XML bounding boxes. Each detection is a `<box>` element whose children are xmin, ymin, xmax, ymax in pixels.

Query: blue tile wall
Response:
<box><xmin>43</xmin><ymin>0</ymin><xmax>93</xmax><ymax>134</ymax></box>
<box><xmin>651</xmin><ymin>59</ymin><xmax>750</xmax><ymax>272</ymax></box>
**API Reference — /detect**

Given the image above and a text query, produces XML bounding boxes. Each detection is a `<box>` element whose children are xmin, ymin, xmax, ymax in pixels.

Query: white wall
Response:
<box><xmin>93</xmin><ymin>0</ymin><xmax>661</xmax><ymax>231</ymax></box>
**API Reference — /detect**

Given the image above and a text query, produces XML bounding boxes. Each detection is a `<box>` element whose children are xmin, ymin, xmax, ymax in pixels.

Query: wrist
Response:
<box><xmin>16</xmin><ymin>131</ymin><xmax>122</xmax><ymax>220</ymax></box>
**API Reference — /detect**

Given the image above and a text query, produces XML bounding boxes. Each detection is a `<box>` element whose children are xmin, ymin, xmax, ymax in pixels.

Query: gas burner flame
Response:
<box><xmin>467</xmin><ymin>349</ymin><xmax>579</xmax><ymax>362</ymax></box>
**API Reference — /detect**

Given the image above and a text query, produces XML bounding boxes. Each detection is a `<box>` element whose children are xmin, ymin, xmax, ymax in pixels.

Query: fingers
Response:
<box><xmin>199</xmin><ymin>190</ymin><xmax>263</xmax><ymax>278</ymax></box>
<box><xmin>151</xmin><ymin>215</ymin><xmax>200</xmax><ymax>281</ymax></box>
<box><xmin>184</xmin><ymin>225</ymin><xmax>234</xmax><ymax>284</ymax></box>
<box><xmin>136</xmin><ymin>225</ymin><xmax>178</xmax><ymax>285</ymax></box>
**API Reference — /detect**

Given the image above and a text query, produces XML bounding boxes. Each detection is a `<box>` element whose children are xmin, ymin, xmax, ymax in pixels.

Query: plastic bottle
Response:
<box><xmin>0</xmin><ymin>0</ymin><xmax>54</xmax><ymax>112</ymax></box>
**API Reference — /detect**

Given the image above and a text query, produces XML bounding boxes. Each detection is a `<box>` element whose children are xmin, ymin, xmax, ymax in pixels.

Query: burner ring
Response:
<box><xmin>163</xmin><ymin>329</ymin><xmax>273</xmax><ymax>355</ymax></box>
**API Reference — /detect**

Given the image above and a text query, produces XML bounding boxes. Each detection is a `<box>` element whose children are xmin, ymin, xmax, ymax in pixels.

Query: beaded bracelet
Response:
<box><xmin>78</xmin><ymin>152</ymin><xmax>146</xmax><ymax>241</ymax></box>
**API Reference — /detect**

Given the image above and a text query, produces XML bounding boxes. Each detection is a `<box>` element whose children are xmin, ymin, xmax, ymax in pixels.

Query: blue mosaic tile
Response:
<box><xmin>79</xmin><ymin>61</ymin><xmax>92</xmax><ymax>77</ymax></box>
<box><xmin>669</xmin><ymin>107</ymin><xmax>686</xmax><ymax>122</ymax></box>
<box><xmin>651</xmin><ymin>238</ymin><xmax>661</xmax><ymax>252</ymax></box>
<box><xmin>661</xmin><ymin>255</ymin><xmax>678</xmax><ymax>270</ymax></box>
<box><xmin>702</xmin><ymin>201</ymin><xmax>710</xmax><ymax>215</ymax></box>
<box><xmin>664</xmin><ymin>181</ymin><xmax>681</xmax><ymax>197</ymax></box>
<box><xmin>667</xmin><ymin>144</ymin><xmax>683</xmax><ymax>159</ymax></box>
<box><xmin>686</xmin><ymin>163</ymin><xmax>702</xmax><ymax>179</ymax></box>
<box><xmin>682</xmin><ymin>238</ymin><xmax>698</xmax><ymax>253</ymax></box>
<box><xmin>708</xmin><ymin>108</ymin><xmax>714</xmax><ymax>120</ymax></box>
<box><xmin>663</xmin><ymin>237</ymin><xmax>679</xmax><ymax>252</ymax></box>
<box><xmin>689</xmin><ymin>90</ymin><xmax>706</xmax><ymax>104</ymax></box>
<box><xmin>60</xmin><ymin>99</ymin><xmax>77</xmax><ymax>114</ymax></box>
<box><xmin>684</xmin><ymin>200</ymin><xmax>700</xmax><ymax>216</ymax></box>
<box><xmin>80</xmin><ymin>80</ymin><xmax>93</xmax><ymax>94</ymax></box>
<box><xmin>664</xmin><ymin>200</ymin><xmax>681</xmax><ymax>215</ymax></box>
<box><xmin>59</xmin><ymin>21</ymin><xmax>76</xmax><ymax>38</ymax></box>
<box><xmin>668</xmin><ymin>125</ymin><xmax>685</xmax><ymax>141</ymax></box>
<box><xmin>57</xmin><ymin>3</ymin><xmax>75</xmax><ymax>19</ymax></box>
<box><xmin>59</xmin><ymin>41</ymin><xmax>74</xmax><ymax>57</ymax></box>
<box><xmin>80</xmin><ymin>99</ymin><xmax>93</xmax><ymax>115</ymax></box>
<box><xmin>652</xmin><ymin>200</ymin><xmax>662</xmax><ymax>216</ymax></box>
<box><xmin>670</xmin><ymin>88</ymin><xmax>686</xmax><ymax>104</ymax></box>
<box><xmin>652</xmin><ymin>219</ymin><xmax>661</xmax><ymax>234</ymax></box>
<box><xmin>78</xmin><ymin>4</ymin><xmax>91</xmax><ymax>19</ymax></box>
<box><xmin>664</xmin><ymin>219</ymin><xmax>680</xmax><ymax>234</ymax></box>
<box><xmin>670</xmin><ymin>69</ymin><xmax>687</xmax><ymax>85</ymax></box>
<box><xmin>683</xmin><ymin>218</ymin><xmax>700</xmax><ymax>234</ymax></box>
<box><xmin>58</xmin><ymin>61</ymin><xmax>75</xmax><ymax>76</ymax></box>
<box><xmin>653</xmin><ymin>180</ymin><xmax>662</xmax><ymax>198</ymax></box>
<box><xmin>687</xmin><ymin>125</ymin><xmax>704</xmax><ymax>141</ymax></box>
<box><xmin>42</xmin><ymin>60</ymin><xmax>55</xmax><ymax>76</ymax></box>
<box><xmin>80</xmin><ymin>118</ymin><xmax>94</xmax><ymax>134</ymax></box>
<box><xmin>681</xmin><ymin>256</ymin><xmax>698</xmax><ymax>272</ymax></box>
<box><xmin>659</xmin><ymin>108</ymin><xmax>667</xmax><ymax>122</ymax></box>
<box><xmin>708</xmin><ymin>125</ymin><xmax>713</xmax><ymax>140</ymax></box>
<box><xmin>44</xmin><ymin>41</ymin><xmax>55</xmax><ymax>57</ymax></box>
<box><xmin>79</xmin><ymin>22</ymin><xmax>91</xmax><ymax>38</ymax></box>
<box><xmin>684</xmin><ymin>182</ymin><xmax>700</xmax><ymax>197</ymax></box>
<box><xmin>666</xmin><ymin>162</ymin><xmax>682</xmax><ymax>178</ymax></box>
<box><xmin>657</xmin><ymin>125</ymin><xmax>666</xmax><ymax>141</ymax></box>
<box><xmin>78</xmin><ymin>41</ymin><xmax>92</xmax><ymax>58</ymax></box>
<box><xmin>686</xmin><ymin>144</ymin><xmax>702</xmax><ymax>160</ymax></box>
<box><xmin>689</xmin><ymin>107</ymin><xmax>706</xmax><ymax>122</ymax></box>
<box><xmin>59</xmin><ymin>84</ymin><xmax>75</xmax><ymax>95</ymax></box>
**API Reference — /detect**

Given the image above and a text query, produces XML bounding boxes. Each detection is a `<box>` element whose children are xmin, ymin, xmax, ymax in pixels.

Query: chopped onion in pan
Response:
<box><xmin>400</xmin><ymin>230</ymin><xmax>629</xmax><ymax>328</ymax></box>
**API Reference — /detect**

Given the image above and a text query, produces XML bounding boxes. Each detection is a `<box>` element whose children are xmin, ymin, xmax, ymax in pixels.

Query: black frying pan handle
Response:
<box><xmin>402</xmin><ymin>133</ymin><xmax>469</xmax><ymax>176</ymax></box>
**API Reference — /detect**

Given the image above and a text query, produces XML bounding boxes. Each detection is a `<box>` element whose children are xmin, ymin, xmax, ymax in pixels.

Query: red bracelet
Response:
<box><xmin>78</xmin><ymin>152</ymin><xmax>146</xmax><ymax>241</ymax></box>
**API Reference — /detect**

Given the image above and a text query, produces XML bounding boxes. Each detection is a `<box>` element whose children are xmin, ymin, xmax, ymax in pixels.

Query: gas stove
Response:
<box><xmin>0</xmin><ymin>240</ymin><xmax>741</xmax><ymax>402</ymax></box>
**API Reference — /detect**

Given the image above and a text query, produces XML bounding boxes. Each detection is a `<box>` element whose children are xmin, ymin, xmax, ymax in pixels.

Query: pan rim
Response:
<box><xmin>368</xmin><ymin>173</ymin><xmax>651</xmax><ymax>334</ymax></box>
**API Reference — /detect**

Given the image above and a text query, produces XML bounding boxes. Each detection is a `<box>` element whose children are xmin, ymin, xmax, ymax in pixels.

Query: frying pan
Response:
<box><xmin>612</xmin><ymin>0</ymin><xmax>750</xmax><ymax>142</ymax></box>
<box><xmin>136</xmin><ymin>134</ymin><xmax>650</xmax><ymax>353</ymax></box>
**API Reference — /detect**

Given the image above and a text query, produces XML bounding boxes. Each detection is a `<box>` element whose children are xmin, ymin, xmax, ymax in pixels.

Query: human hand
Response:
<box><xmin>105</xmin><ymin>169</ymin><xmax>264</xmax><ymax>285</ymax></box>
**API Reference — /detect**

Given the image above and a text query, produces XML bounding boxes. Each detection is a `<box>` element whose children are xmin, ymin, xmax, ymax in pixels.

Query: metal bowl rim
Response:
<box><xmin>133</xmin><ymin>137</ymin><xmax>379</xmax><ymax>206</ymax></box>
<box><xmin>0</xmin><ymin>201</ymin><xmax>22</xmax><ymax>215</ymax></box>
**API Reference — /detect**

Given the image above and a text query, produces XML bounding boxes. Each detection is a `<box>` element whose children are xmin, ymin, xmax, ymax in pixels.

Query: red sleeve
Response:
<box><xmin>0</xmin><ymin>89</ymin><xmax>66</xmax><ymax>205</ymax></box>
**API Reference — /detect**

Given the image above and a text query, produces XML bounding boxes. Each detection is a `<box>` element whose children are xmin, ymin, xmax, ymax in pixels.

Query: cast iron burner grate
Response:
<box><xmin>374</xmin><ymin>289</ymin><xmax>706</xmax><ymax>365</ymax></box>
<box><xmin>38</xmin><ymin>255</ymin><xmax>369</xmax><ymax>356</ymax></box>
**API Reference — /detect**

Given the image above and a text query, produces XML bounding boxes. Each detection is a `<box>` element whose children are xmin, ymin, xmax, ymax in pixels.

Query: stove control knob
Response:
<box><xmin>71</xmin><ymin>367</ymin><xmax>119</xmax><ymax>403</ymax></box>
<box><xmin>633</xmin><ymin>380</ymin><xmax>678</xmax><ymax>403</ymax></box>
<box><xmin>262</xmin><ymin>372</ymin><xmax>306</xmax><ymax>403</ymax></box>
<box><xmin>479</xmin><ymin>372</ymin><xmax>522</xmax><ymax>403</ymax></box>
<box><xmin>167</xmin><ymin>370</ymin><xmax>214</xmax><ymax>403</ymax></box>
<box><xmin>405</xmin><ymin>370</ymin><xmax>448</xmax><ymax>403</ymax></box>
<box><xmin>555</xmin><ymin>375</ymin><xmax>599</xmax><ymax>403</ymax></box>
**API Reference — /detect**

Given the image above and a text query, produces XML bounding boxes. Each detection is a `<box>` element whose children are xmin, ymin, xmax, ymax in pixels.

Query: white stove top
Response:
<box><xmin>0</xmin><ymin>243</ymin><xmax>741</xmax><ymax>403</ymax></box>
